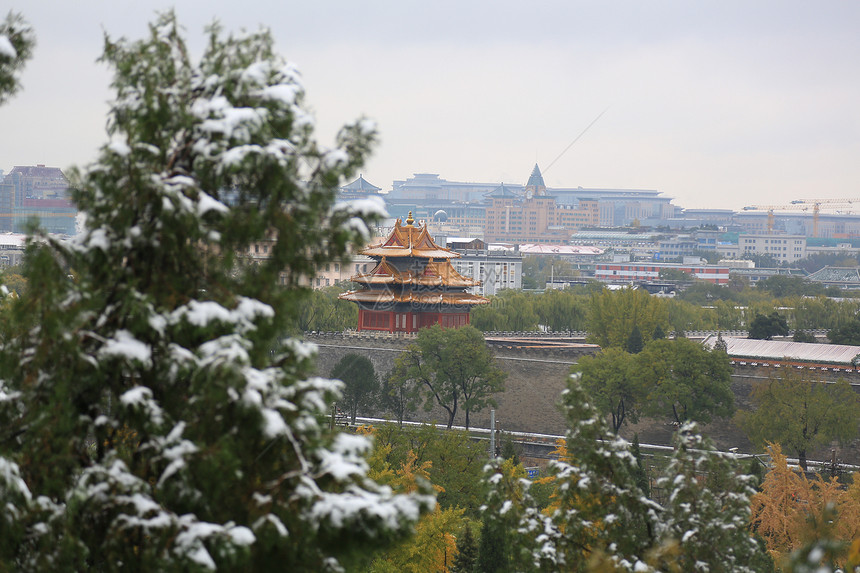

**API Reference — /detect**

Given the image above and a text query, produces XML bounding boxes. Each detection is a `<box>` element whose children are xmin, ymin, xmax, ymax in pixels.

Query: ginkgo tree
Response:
<box><xmin>0</xmin><ymin>12</ymin><xmax>432</xmax><ymax>571</ymax></box>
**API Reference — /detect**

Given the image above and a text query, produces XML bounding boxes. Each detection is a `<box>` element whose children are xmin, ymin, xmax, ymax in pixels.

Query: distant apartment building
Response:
<box><xmin>449</xmin><ymin>247</ymin><xmax>522</xmax><ymax>296</ymax></box>
<box><xmin>594</xmin><ymin>262</ymin><xmax>730</xmax><ymax>285</ymax></box>
<box><xmin>656</xmin><ymin>236</ymin><xmax>698</xmax><ymax>260</ymax></box>
<box><xmin>246</xmin><ymin>236</ymin><xmax>372</xmax><ymax>289</ymax></box>
<box><xmin>483</xmin><ymin>165</ymin><xmax>599</xmax><ymax>243</ymax></box>
<box><xmin>737</xmin><ymin>233</ymin><xmax>807</xmax><ymax>263</ymax></box>
<box><xmin>0</xmin><ymin>165</ymin><xmax>76</xmax><ymax>235</ymax></box>
<box><xmin>387</xmin><ymin>166</ymin><xmax>677</xmax><ymax>232</ymax></box>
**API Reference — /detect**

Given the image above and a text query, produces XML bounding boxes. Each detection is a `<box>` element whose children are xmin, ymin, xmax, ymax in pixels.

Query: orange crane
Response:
<box><xmin>789</xmin><ymin>198</ymin><xmax>860</xmax><ymax>238</ymax></box>
<box><xmin>742</xmin><ymin>204</ymin><xmax>808</xmax><ymax>234</ymax></box>
<box><xmin>743</xmin><ymin>199</ymin><xmax>860</xmax><ymax>237</ymax></box>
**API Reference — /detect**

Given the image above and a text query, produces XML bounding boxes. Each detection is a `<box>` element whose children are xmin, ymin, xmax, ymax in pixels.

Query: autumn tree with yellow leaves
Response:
<box><xmin>359</xmin><ymin>426</ymin><xmax>466</xmax><ymax>573</ymax></box>
<box><xmin>750</xmin><ymin>443</ymin><xmax>860</xmax><ymax>571</ymax></box>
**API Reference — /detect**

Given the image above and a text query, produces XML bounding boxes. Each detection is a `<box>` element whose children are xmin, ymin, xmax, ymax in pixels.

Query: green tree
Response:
<box><xmin>749</xmin><ymin>311</ymin><xmax>790</xmax><ymax>340</ymax></box>
<box><xmin>586</xmin><ymin>288</ymin><xmax>668</xmax><ymax>349</ymax></box>
<box><xmin>391</xmin><ymin>325</ymin><xmax>506</xmax><ymax>429</ymax></box>
<box><xmin>792</xmin><ymin>329</ymin><xmax>818</xmax><ymax>343</ymax></box>
<box><xmin>294</xmin><ymin>284</ymin><xmax>358</xmax><ymax>332</ymax></box>
<box><xmin>738</xmin><ymin>370</ymin><xmax>860</xmax><ymax>471</ymax></box>
<box><xmin>827</xmin><ymin>317</ymin><xmax>860</xmax><ymax>345</ymax></box>
<box><xmin>630</xmin><ymin>434</ymin><xmax>650</xmax><ymax>497</ymax></box>
<box><xmin>371</xmin><ymin>423</ymin><xmax>488</xmax><ymax>515</ymax></box>
<box><xmin>574</xmin><ymin>348</ymin><xmax>645</xmax><ymax>434</ymax></box>
<box><xmin>794</xmin><ymin>251</ymin><xmax>860</xmax><ymax>274</ymax></box>
<box><xmin>626</xmin><ymin>324</ymin><xmax>644</xmax><ymax>353</ymax></box>
<box><xmin>743</xmin><ymin>252</ymin><xmax>783</xmax><ymax>268</ymax></box>
<box><xmin>470</xmin><ymin>290</ymin><xmax>539</xmax><ymax>332</ymax></box>
<box><xmin>0</xmin><ymin>13</ymin><xmax>432</xmax><ymax>570</ymax></box>
<box><xmin>453</xmin><ymin>523</ymin><xmax>479</xmax><ymax>573</ymax></box>
<box><xmin>0</xmin><ymin>12</ymin><xmax>35</xmax><ymax>105</ymax></box>
<box><xmin>658</xmin><ymin>267</ymin><xmax>694</xmax><ymax>282</ymax></box>
<box><xmin>477</xmin><ymin>517</ymin><xmax>509</xmax><ymax>572</ymax></box>
<box><xmin>756</xmin><ymin>275</ymin><xmax>821</xmax><ymax>298</ymax></box>
<box><xmin>637</xmin><ymin>338</ymin><xmax>734</xmax><ymax>425</ymax></box>
<box><xmin>380</xmin><ymin>363</ymin><xmax>421</xmax><ymax>427</ymax></box>
<box><xmin>532</xmin><ymin>289</ymin><xmax>589</xmax><ymax>332</ymax></box>
<box><xmin>677</xmin><ymin>281</ymin><xmax>738</xmax><ymax>305</ymax></box>
<box><xmin>331</xmin><ymin>353</ymin><xmax>379</xmax><ymax>423</ymax></box>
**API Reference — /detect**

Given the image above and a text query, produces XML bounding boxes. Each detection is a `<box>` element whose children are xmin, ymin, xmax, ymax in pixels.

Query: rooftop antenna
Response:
<box><xmin>543</xmin><ymin>107</ymin><xmax>610</xmax><ymax>175</ymax></box>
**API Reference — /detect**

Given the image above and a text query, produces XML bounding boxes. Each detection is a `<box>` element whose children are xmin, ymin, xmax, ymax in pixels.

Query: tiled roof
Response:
<box><xmin>487</xmin><ymin>183</ymin><xmax>519</xmax><ymax>199</ymax></box>
<box><xmin>352</xmin><ymin>258</ymin><xmax>480</xmax><ymax>288</ymax></box>
<box><xmin>341</xmin><ymin>174</ymin><xmax>381</xmax><ymax>192</ymax></box>
<box><xmin>9</xmin><ymin>165</ymin><xmax>67</xmax><ymax>180</ymax></box>
<box><xmin>361</xmin><ymin>215</ymin><xmax>458</xmax><ymax>259</ymax></box>
<box><xmin>806</xmin><ymin>266</ymin><xmax>860</xmax><ymax>284</ymax></box>
<box><xmin>703</xmin><ymin>335</ymin><xmax>860</xmax><ymax>365</ymax></box>
<box><xmin>338</xmin><ymin>290</ymin><xmax>490</xmax><ymax>306</ymax></box>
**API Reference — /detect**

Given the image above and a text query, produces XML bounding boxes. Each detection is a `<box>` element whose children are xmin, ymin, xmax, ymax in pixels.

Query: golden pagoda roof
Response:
<box><xmin>338</xmin><ymin>290</ymin><xmax>490</xmax><ymax>306</ymax></box>
<box><xmin>361</xmin><ymin>213</ymin><xmax>458</xmax><ymax>259</ymax></box>
<box><xmin>352</xmin><ymin>257</ymin><xmax>480</xmax><ymax>288</ymax></box>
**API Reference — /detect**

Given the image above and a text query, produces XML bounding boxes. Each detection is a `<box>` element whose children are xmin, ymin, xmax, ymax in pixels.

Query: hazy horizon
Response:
<box><xmin>3</xmin><ymin>1</ymin><xmax>859</xmax><ymax>211</ymax></box>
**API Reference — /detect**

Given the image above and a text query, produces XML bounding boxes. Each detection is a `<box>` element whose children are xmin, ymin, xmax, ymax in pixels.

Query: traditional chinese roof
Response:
<box><xmin>352</xmin><ymin>257</ymin><xmax>480</xmax><ymax>288</ymax></box>
<box><xmin>338</xmin><ymin>290</ymin><xmax>490</xmax><ymax>306</ymax></box>
<box><xmin>341</xmin><ymin>174</ymin><xmax>381</xmax><ymax>193</ymax></box>
<box><xmin>361</xmin><ymin>213</ymin><xmax>458</xmax><ymax>259</ymax></box>
<box><xmin>487</xmin><ymin>183</ymin><xmax>519</xmax><ymax>199</ymax></box>
<box><xmin>702</xmin><ymin>335</ymin><xmax>860</xmax><ymax>366</ymax></box>
<box><xmin>806</xmin><ymin>266</ymin><xmax>860</xmax><ymax>285</ymax></box>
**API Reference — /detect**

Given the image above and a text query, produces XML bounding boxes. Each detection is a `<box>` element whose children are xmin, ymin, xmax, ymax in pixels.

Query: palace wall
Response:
<box><xmin>307</xmin><ymin>333</ymin><xmax>860</xmax><ymax>465</ymax></box>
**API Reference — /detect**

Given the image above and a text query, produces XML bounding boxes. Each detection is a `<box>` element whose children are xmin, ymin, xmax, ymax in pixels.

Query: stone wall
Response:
<box><xmin>307</xmin><ymin>333</ymin><xmax>860</xmax><ymax>465</ymax></box>
<box><xmin>309</xmin><ymin>332</ymin><xmax>592</xmax><ymax>435</ymax></box>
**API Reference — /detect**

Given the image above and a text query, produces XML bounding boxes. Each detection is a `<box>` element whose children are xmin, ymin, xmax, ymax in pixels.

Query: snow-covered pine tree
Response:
<box><xmin>481</xmin><ymin>374</ymin><xmax>770</xmax><ymax>571</ymax></box>
<box><xmin>0</xmin><ymin>12</ymin><xmax>432</xmax><ymax>571</ymax></box>
<box><xmin>0</xmin><ymin>11</ymin><xmax>34</xmax><ymax>105</ymax></box>
<box><xmin>652</xmin><ymin>424</ymin><xmax>772</xmax><ymax>573</ymax></box>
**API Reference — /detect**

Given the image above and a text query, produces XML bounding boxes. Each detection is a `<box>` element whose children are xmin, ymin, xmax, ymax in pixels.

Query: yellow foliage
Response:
<box><xmin>751</xmin><ymin>443</ymin><xmax>860</xmax><ymax>567</ymax></box>
<box><xmin>361</xmin><ymin>426</ymin><xmax>462</xmax><ymax>572</ymax></box>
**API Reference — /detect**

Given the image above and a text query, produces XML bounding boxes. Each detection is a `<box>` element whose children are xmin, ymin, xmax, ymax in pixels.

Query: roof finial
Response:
<box><xmin>406</xmin><ymin>211</ymin><xmax>414</xmax><ymax>226</ymax></box>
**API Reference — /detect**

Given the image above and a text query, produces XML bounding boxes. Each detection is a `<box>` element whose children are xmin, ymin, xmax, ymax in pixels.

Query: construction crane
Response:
<box><xmin>743</xmin><ymin>199</ymin><xmax>860</xmax><ymax>237</ymax></box>
<box><xmin>789</xmin><ymin>198</ymin><xmax>860</xmax><ymax>238</ymax></box>
<box><xmin>741</xmin><ymin>204</ymin><xmax>807</xmax><ymax>235</ymax></box>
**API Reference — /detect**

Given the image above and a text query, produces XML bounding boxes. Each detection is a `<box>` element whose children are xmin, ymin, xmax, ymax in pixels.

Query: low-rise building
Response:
<box><xmin>594</xmin><ymin>262</ymin><xmax>730</xmax><ymax>284</ymax></box>
<box><xmin>737</xmin><ymin>233</ymin><xmax>807</xmax><ymax>263</ymax></box>
<box><xmin>449</xmin><ymin>248</ymin><xmax>522</xmax><ymax>296</ymax></box>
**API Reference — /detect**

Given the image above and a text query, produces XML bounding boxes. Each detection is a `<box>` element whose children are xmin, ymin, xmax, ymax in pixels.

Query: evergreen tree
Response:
<box><xmin>626</xmin><ymin>324</ymin><xmax>644</xmax><ymax>353</ymax></box>
<box><xmin>652</xmin><ymin>424</ymin><xmax>768</xmax><ymax>572</ymax></box>
<box><xmin>331</xmin><ymin>353</ymin><xmax>379</xmax><ymax>423</ymax></box>
<box><xmin>792</xmin><ymin>329</ymin><xmax>818</xmax><ymax>343</ymax></box>
<box><xmin>0</xmin><ymin>11</ymin><xmax>35</xmax><ymax>105</ymax></box>
<box><xmin>827</xmin><ymin>317</ymin><xmax>860</xmax><ymax>345</ymax></box>
<box><xmin>477</xmin><ymin>518</ymin><xmax>509</xmax><ymax>573</ymax></box>
<box><xmin>0</xmin><ymin>12</ymin><xmax>432</xmax><ymax>570</ymax></box>
<box><xmin>749</xmin><ymin>311</ymin><xmax>790</xmax><ymax>340</ymax></box>
<box><xmin>652</xmin><ymin>323</ymin><xmax>666</xmax><ymax>340</ymax></box>
<box><xmin>630</xmin><ymin>433</ymin><xmax>650</xmax><ymax>498</ymax></box>
<box><xmin>453</xmin><ymin>523</ymin><xmax>479</xmax><ymax>573</ymax></box>
<box><xmin>500</xmin><ymin>434</ymin><xmax>520</xmax><ymax>466</ymax></box>
<box><xmin>480</xmin><ymin>374</ymin><xmax>770</xmax><ymax>571</ymax></box>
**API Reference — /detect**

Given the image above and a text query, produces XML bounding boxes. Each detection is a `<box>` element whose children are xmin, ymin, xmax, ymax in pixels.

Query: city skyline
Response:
<box><xmin>2</xmin><ymin>1</ymin><xmax>859</xmax><ymax>211</ymax></box>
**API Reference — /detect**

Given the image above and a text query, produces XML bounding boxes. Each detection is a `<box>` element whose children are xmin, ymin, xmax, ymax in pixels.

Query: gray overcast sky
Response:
<box><xmin>3</xmin><ymin>1</ymin><xmax>860</xmax><ymax>210</ymax></box>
